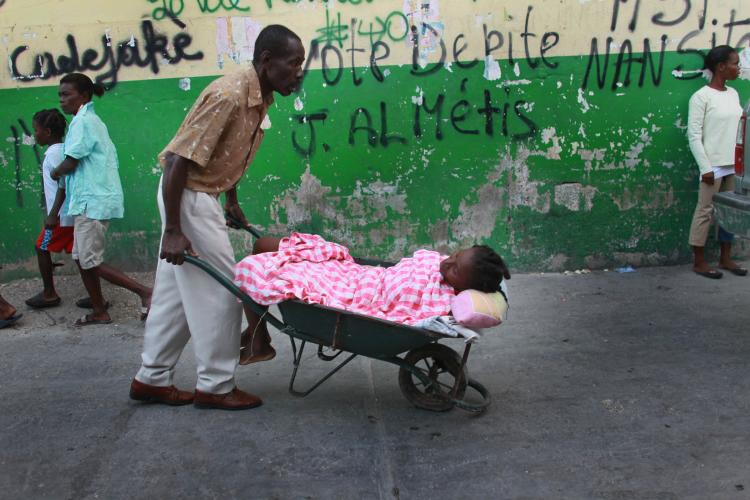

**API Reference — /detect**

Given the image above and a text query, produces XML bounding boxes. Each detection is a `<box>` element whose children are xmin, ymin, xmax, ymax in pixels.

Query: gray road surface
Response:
<box><xmin>0</xmin><ymin>265</ymin><xmax>748</xmax><ymax>500</ymax></box>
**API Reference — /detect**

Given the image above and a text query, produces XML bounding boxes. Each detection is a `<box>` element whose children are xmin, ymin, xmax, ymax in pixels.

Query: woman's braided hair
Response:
<box><xmin>466</xmin><ymin>245</ymin><xmax>511</xmax><ymax>293</ymax></box>
<box><xmin>32</xmin><ymin>109</ymin><xmax>67</xmax><ymax>138</ymax></box>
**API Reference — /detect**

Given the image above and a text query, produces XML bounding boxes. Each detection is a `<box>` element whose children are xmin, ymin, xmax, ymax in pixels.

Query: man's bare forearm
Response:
<box><xmin>162</xmin><ymin>155</ymin><xmax>192</xmax><ymax>232</ymax></box>
<box><xmin>225</xmin><ymin>185</ymin><xmax>238</xmax><ymax>207</ymax></box>
<box><xmin>223</xmin><ymin>183</ymin><xmax>250</xmax><ymax>228</ymax></box>
<box><xmin>50</xmin><ymin>156</ymin><xmax>80</xmax><ymax>180</ymax></box>
<box><xmin>159</xmin><ymin>155</ymin><xmax>198</xmax><ymax>264</ymax></box>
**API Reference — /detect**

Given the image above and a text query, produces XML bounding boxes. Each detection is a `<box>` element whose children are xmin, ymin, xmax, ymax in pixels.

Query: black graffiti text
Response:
<box><xmin>582</xmin><ymin>35</ymin><xmax>668</xmax><ymax>90</ymax></box>
<box><xmin>8</xmin><ymin>118</ymin><xmax>44</xmax><ymax>209</ymax></box>
<box><xmin>588</xmin><ymin>0</ymin><xmax>750</xmax><ymax>89</ymax></box>
<box><xmin>291</xmin><ymin>83</ymin><xmax>538</xmax><ymax>158</ymax></box>
<box><xmin>302</xmin><ymin>6</ymin><xmax>560</xmax><ymax>89</ymax></box>
<box><xmin>10</xmin><ymin>20</ymin><xmax>203</xmax><ymax>88</ymax></box>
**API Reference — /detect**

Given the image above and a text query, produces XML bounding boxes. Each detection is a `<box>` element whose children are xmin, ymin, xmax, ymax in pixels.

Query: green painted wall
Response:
<box><xmin>1</xmin><ymin>51</ymin><xmax>749</xmax><ymax>278</ymax></box>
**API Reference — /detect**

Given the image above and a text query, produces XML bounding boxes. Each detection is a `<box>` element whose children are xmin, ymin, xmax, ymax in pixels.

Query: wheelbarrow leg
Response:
<box><xmin>288</xmin><ymin>338</ymin><xmax>358</xmax><ymax>397</ymax></box>
<box><xmin>449</xmin><ymin>343</ymin><xmax>492</xmax><ymax>413</ymax></box>
<box><xmin>451</xmin><ymin>343</ymin><xmax>471</xmax><ymax>399</ymax></box>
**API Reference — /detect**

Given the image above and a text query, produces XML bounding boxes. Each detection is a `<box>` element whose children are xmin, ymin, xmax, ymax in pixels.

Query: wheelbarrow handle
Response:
<box><xmin>224</xmin><ymin>212</ymin><xmax>263</xmax><ymax>239</ymax></box>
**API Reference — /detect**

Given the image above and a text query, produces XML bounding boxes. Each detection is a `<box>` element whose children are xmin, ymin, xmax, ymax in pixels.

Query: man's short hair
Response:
<box><xmin>254</xmin><ymin>25</ymin><xmax>301</xmax><ymax>61</ymax></box>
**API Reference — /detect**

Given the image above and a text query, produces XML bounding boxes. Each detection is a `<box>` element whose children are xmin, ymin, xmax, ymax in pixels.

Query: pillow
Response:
<box><xmin>450</xmin><ymin>290</ymin><xmax>508</xmax><ymax>329</ymax></box>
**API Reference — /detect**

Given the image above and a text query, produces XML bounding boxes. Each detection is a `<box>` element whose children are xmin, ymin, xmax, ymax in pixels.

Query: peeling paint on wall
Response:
<box><xmin>347</xmin><ymin>180</ymin><xmax>409</xmax><ymax>223</ymax></box>
<box><xmin>505</xmin><ymin>149</ymin><xmax>551</xmax><ymax>214</ymax></box>
<box><xmin>267</xmin><ymin>168</ymin><xmax>415</xmax><ymax>257</ymax></box>
<box><xmin>483</xmin><ymin>57</ymin><xmax>502</xmax><ymax>81</ymax></box>
<box><xmin>269</xmin><ymin>167</ymin><xmax>338</xmax><ymax>229</ymax></box>
<box><xmin>451</xmin><ymin>182</ymin><xmax>506</xmax><ymax>243</ymax></box>
<box><xmin>403</xmin><ymin>0</ymin><xmax>443</xmax><ymax>69</ymax></box>
<box><xmin>741</xmin><ymin>50</ymin><xmax>750</xmax><ymax>80</ymax></box>
<box><xmin>543</xmin><ymin>253</ymin><xmax>570</xmax><ymax>271</ymax></box>
<box><xmin>611</xmin><ymin>185</ymin><xmax>675</xmax><ymax>211</ymax></box>
<box><xmin>554</xmin><ymin>183</ymin><xmax>597</xmax><ymax>212</ymax></box>
<box><xmin>215</xmin><ymin>16</ymin><xmax>262</xmax><ymax>69</ymax></box>
<box><xmin>540</xmin><ymin>127</ymin><xmax>563</xmax><ymax>160</ymax></box>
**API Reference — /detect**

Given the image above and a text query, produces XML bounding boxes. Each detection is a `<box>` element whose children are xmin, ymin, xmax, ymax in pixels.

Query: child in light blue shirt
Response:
<box><xmin>51</xmin><ymin>73</ymin><xmax>151</xmax><ymax>326</ymax></box>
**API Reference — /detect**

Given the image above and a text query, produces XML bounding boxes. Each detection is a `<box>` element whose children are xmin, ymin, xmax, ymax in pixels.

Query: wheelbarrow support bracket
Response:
<box><xmin>288</xmin><ymin>338</ymin><xmax>358</xmax><ymax>397</ymax></box>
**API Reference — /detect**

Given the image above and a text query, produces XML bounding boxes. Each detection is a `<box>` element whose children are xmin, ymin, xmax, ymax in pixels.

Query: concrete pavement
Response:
<box><xmin>0</xmin><ymin>265</ymin><xmax>748</xmax><ymax>499</ymax></box>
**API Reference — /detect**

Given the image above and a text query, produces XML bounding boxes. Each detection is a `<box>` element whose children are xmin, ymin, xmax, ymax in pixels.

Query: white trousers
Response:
<box><xmin>135</xmin><ymin>179</ymin><xmax>242</xmax><ymax>394</ymax></box>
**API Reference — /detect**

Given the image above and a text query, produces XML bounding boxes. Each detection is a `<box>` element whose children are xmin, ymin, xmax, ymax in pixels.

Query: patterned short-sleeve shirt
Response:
<box><xmin>160</xmin><ymin>66</ymin><xmax>273</xmax><ymax>194</ymax></box>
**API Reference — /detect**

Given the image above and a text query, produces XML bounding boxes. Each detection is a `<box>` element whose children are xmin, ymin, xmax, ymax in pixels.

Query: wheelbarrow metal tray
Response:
<box><xmin>183</xmin><ymin>254</ymin><xmax>490</xmax><ymax>412</ymax></box>
<box><xmin>278</xmin><ymin>299</ymin><xmax>445</xmax><ymax>359</ymax></box>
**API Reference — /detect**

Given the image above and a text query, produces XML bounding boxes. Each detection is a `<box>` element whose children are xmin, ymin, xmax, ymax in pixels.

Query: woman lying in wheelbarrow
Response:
<box><xmin>235</xmin><ymin>233</ymin><xmax>510</xmax><ymax>364</ymax></box>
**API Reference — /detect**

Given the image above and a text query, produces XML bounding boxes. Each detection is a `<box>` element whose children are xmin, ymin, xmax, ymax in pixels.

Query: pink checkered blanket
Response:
<box><xmin>234</xmin><ymin>233</ymin><xmax>455</xmax><ymax>325</ymax></box>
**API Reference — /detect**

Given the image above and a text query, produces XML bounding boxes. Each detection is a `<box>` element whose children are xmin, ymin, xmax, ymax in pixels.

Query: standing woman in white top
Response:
<box><xmin>687</xmin><ymin>45</ymin><xmax>747</xmax><ymax>279</ymax></box>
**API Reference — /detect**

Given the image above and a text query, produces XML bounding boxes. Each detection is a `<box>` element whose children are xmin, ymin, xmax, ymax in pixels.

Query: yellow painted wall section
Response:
<box><xmin>2</xmin><ymin>0</ymin><xmax>748</xmax><ymax>89</ymax></box>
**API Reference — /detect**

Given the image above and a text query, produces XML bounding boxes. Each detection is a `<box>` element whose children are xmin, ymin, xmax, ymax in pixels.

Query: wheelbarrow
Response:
<box><xmin>184</xmin><ymin>220</ymin><xmax>491</xmax><ymax>413</ymax></box>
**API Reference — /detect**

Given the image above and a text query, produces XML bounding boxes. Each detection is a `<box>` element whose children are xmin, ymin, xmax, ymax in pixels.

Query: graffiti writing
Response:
<box><xmin>291</xmin><ymin>89</ymin><xmax>537</xmax><ymax>158</ymax></box>
<box><xmin>291</xmin><ymin>4</ymin><xmax>558</xmax><ymax>158</ymax></box>
<box><xmin>265</xmin><ymin>0</ymin><xmax>374</xmax><ymax>8</ymax></box>
<box><xmin>9</xmin><ymin>20</ymin><xmax>203</xmax><ymax>88</ymax></box>
<box><xmin>315</xmin><ymin>10</ymin><xmax>349</xmax><ymax>48</ymax></box>
<box><xmin>8</xmin><ymin>119</ymin><xmax>44</xmax><ymax>209</ymax></box>
<box><xmin>583</xmin><ymin>0</ymin><xmax>750</xmax><ymax>89</ymax></box>
<box><xmin>313</xmin><ymin>5</ymin><xmax>558</xmax><ymax>71</ymax></box>
<box><xmin>9</xmin><ymin>125</ymin><xmax>23</xmax><ymax>208</ymax></box>
<box><xmin>148</xmin><ymin>0</ymin><xmax>249</xmax><ymax>20</ymax></box>
<box><xmin>315</xmin><ymin>10</ymin><xmax>409</xmax><ymax>48</ymax></box>
<box><xmin>582</xmin><ymin>36</ymin><xmax>667</xmax><ymax>90</ymax></box>
<box><xmin>292</xmin><ymin>111</ymin><xmax>330</xmax><ymax>156</ymax></box>
<box><xmin>152</xmin><ymin>0</ymin><xmax>376</xmax><ymax>15</ymax></box>
<box><xmin>610</xmin><ymin>0</ymin><xmax>705</xmax><ymax>32</ymax></box>
<box><xmin>294</xmin><ymin>33</ymin><xmax>539</xmax><ymax>158</ymax></box>
<box><xmin>305</xmin><ymin>11</ymin><xmax>560</xmax><ymax>89</ymax></box>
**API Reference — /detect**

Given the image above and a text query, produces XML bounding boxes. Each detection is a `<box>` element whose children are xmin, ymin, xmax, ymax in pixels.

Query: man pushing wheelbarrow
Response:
<box><xmin>130</xmin><ymin>25</ymin><xmax>306</xmax><ymax>411</ymax></box>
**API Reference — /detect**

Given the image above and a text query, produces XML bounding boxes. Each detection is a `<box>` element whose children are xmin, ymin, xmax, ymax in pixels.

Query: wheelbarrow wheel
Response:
<box><xmin>398</xmin><ymin>343</ymin><xmax>468</xmax><ymax>412</ymax></box>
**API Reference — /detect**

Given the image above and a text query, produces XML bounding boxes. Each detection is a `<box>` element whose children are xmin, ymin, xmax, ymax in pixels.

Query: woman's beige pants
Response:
<box><xmin>688</xmin><ymin>175</ymin><xmax>735</xmax><ymax>247</ymax></box>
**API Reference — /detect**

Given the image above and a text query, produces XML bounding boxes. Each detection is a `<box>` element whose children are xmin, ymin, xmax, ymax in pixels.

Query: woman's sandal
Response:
<box><xmin>694</xmin><ymin>269</ymin><xmax>723</xmax><ymax>279</ymax></box>
<box><xmin>75</xmin><ymin>297</ymin><xmax>111</xmax><ymax>309</ymax></box>
<box><xmin>719</xmin><ymin>266</ymin><xmax>748</xmax><ymax>276</ymax></box>
<box><xmin>73</xmin><ymin>314</ymin><xmax>113</xmax><ymax>327</ymax></box>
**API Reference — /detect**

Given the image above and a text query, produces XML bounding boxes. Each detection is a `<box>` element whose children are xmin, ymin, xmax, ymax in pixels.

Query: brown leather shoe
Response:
<box><xmin>193</xmin><ymin>387</ymin><xmax>263</xmax><ymax>411</ymax></box>
<box><xmin>129</xmin><ymin>379</ymin><xmax>194</xmax><ymax>406</ymax></box>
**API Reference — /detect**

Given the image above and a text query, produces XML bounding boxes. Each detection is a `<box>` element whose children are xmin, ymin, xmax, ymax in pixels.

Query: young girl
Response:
<box><xmin>235</xmin><ymin>233</ymin><xmax>511</xmax><ymax>364</ymax></box>
<box><xmin>49</xmin><ymin>73</ymin><xmax>152</xmax><ymax>325</ymax></box>
<box><xmin>687</xmin><ymin>45</ymin><xmax>747</xmax><ymax>279</ymax></box>
<box><xmin>24</xmin><ymin>109</ymin><xmax>74</xmax><ymax>309</ymax></box>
